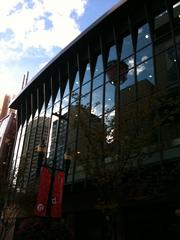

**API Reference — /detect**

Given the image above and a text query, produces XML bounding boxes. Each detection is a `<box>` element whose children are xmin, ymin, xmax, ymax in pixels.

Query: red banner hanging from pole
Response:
<box><xmin>35</xmin><ymin>166</ymin><xmax>51</xmax><ymax>217</ymax></box>
<box><xmin>50</xmin><ymin>171</ymin><xmax>65</xmax><ymax>218</ymax></box>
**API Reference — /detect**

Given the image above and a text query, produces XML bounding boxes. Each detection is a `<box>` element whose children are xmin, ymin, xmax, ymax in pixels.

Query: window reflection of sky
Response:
<box><xmin>91</xmin><ymin>86</ymin><xmax>103</xmax><ymax>116</ymax></box>
<box><xmin>72</xmin><ymin>72</ymin><xmax>80</xmax><ymax>92</ymax></box>
<box><xmin>105</xmin><ymin>82</ymin><xmax>115</xmax><ymax>113</ymax></box>
<box><xmin>137</xmin><ymin>23</ymin><xmax>151</xmax><ymax>50</ymax></box>
<box><xmin>136</xmin><ymin>45</ymin><xmax>153</xmax><ymax>64</ymax></box>
<box><xmin>94</xmin><ymin>55</ymin><xmax>103</xmax><ymax>77</ymax></box>
<box><xmin>137</xmin><ymin>58</ymin><xmax>155</xmax><ymax>85</ymax></box>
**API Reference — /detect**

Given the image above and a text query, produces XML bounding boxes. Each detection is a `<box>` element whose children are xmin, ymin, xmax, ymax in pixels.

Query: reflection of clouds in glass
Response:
<box><xmin>63</xmin><ymin>97</ymin><xmax>68</xmax><ymax>102</ymax></box>
<box><xmin>137</xmin><ymin>64</ymin><xmax>146</xmax><ymax>75</ymax></box>
<box><xmin>91</xmin><ymin>101</ymin><xmax>102</xmax><ymax>116</ymax></box>
<box><xmin>127</xmin><ymin>57</ymin><xmax>134</xmax><ymax>68</ymax></box>
<box><xmin>141</xmin><ymin>55</ymin><xmax>148</xmax><ymax>62</ymax></box>
<box><xmin>127</xmin><ymin>68</ymin><xmax>134</xmax><ymax>76</ymax></box>
<box><xmin>138</xmin><ymin>27</ymin><xmax>143</xmax><ymax>34</ymax></box>
<box><xmin>87</xmin><ymin>65</ymin><xmax>90</xmax><ymax>71</ymax></box>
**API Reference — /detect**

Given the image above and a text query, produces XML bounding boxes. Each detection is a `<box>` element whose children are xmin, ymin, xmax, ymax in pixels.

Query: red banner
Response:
<box><xmin>35</xmin><ymin>166</ymin><xmax>51</xmax><ymax>217</ymax></box>
<box><xmin>50</xmin><ymin>171</ymin><xmax>65</xmax><ymax>218</ymax></box>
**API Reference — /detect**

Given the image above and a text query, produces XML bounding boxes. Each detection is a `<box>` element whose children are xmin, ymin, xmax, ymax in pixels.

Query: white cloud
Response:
<box><xmin>0</xmin><ymin>0</ymin><xmax>88</xmax><ymax>61</ymax></box>
<box><xmin>0</xmin><ymin>0</ymin><xmax>88</xmax><ymax>104</ymax></box>
<box><xmin>137</xmin><ymin>64</ymin><xmax>146</xmax><ymax>75</ymax></box>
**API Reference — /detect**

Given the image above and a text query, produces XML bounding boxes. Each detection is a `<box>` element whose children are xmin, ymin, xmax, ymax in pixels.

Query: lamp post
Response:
<box><xmin>35</xmin><ymin>139</ymin><xmax>46</xmax><ymax>177</ymax></box>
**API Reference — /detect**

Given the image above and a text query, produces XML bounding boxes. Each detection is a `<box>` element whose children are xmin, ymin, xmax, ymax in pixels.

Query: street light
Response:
<box><xmin>35</xmin><ymin>139</ymin><xmax>46</xmax><ymax>177</ymax></box>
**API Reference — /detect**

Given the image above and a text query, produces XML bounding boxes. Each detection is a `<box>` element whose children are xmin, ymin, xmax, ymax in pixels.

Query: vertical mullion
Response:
<box><xmin>99</xmin><ymin>34</ymin><xmax>106</xmax><ymax>162</ymax></box>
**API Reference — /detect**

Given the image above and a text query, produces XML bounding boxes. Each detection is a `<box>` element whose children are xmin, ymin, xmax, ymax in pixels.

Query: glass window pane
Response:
<box><xmin>83</xmin><ymin>63</ymin><xmax>91</xmax><ymax>84</ymax></box>
<box><xmin>105</xmin><ymin>81</ymin><xmax>115</xmax><ymax>113</ymax></box>
<box><xmin>63</xmin><ymin>80</ymin><xmax>70</xmax><ymax>98</ymax></box>
<box><xmin>107</xmin><ymin>45</ymin><xmax>117</xmax><ymax>62</ymax></box>
<box><xmin>80</xmin><ymin>93</ymin><xmax>90</xmax><ymax>109</ymax></box>
<box><xmin>54</xmin><ymin>89</ymin><xmax>61</xmax><ymax>104</ymax></box>
<box><xmin>81</xmin><ymin>81</ymin><xmax>91</xmax><ymax>96</ymax></box>
<box><xmin>47</xmin><ymin>96</ymin><xmax>52</xmax><ymax>109</ymax></box>
<box><xmin>93</xmin><ymin>73</ymin><xmax>104</xmax><ymax>90</ymax></box>
<box><xmin>71</xmin><ymin>88</ymin><xmax>80</xmax><ymax>106</ymax></box>
<box><xmin>91</xmin><ymin>87</ymin><xmax>103</xmax><ymax>116</ymax></box>
<box><xmin>72</xmin><ymin>71</ymin><xmax>80</xmax><ymax>91</ymax></box>
<box><xmin>93</xmin><ymin>54</ymin><xmax>103</xmax><ymax>77</ymax></box>
<box><xmin>137</xmin><ymin>23</ymin><xmax>151</xmax><ymax>51</ymax></box>
<box><xmin>137</xmin><ymin>58</ymin><xmax>155</xmax><ymax>98</ymax></box>
<box><xmin>121</xmin><ymin>34</ymin><xmax>133</xmax><ymax>60</ymax></box>
<box><xmin>120</xmin><ymin>78</ymin><xmax>136</xmax><ymax>106</ymax></box>
<box><xmin>136</xmin><ymin>45</ymin><xmax>153</xmax><ymax>65</ymax></box>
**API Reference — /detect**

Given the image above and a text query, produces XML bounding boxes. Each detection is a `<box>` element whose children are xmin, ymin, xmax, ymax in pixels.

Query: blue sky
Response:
<box><xmin>0</xmin><ymin>0</ymin><xmax>119</xmax><ymax>106</ymax></box>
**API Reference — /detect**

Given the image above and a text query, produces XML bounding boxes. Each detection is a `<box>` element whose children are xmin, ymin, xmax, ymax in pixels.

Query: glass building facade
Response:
<box><xmin>6</xmin><ymin>0</ymin><xmax>180</xmax><ymax>238</ymax></box>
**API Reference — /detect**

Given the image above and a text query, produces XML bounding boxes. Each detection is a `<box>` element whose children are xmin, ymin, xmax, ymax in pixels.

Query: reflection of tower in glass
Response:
<box><xmin>107</xmin><ymin>60</ymin><xmax>129</xmax><ymax>85</ymax></box>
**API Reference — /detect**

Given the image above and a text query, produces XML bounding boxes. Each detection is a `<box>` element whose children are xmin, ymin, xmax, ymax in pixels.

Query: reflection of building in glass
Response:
<box><xmin>47</xmin><ymin>105</ymin><xmax>104</xmax><ymax>182</ymax></box>
<box><xmin>3</xmin><ymin>0</ymin><xmax>180</xmax><ymax>239</ymax></box>
<box><xmin>17</xmin><ymin>117</ymin><xmax>51</xmax><ymax>189</ymax></box>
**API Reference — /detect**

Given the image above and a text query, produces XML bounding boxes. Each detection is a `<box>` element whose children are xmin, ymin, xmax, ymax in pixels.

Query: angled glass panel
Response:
<box><xmin>39</xmin><ymin>101</ymin><xmax>45</xmax><ymax>117</ymax></box>
<box><xmin>137</xmin><ymin>59</ymin><xmax>155</xmax><ymax>98</ymax></box>
<box><xmin>93</xmin><ymin>54</ymin><xmax>104</xmax><ymax>89</ymax></box>
<box><xmin>106</xmin><ymin>45</ymin><xmax>118</xmax><ymax>83</ymax></box>
<box><xmin>91</xmin><ymin>86</ymin><xmax>103</xmax><ymax>116</ymax></box>
<box><xmin>53</xmin><ymin>88</ymin><xmax>61</xmax><ymax>114</ymax></box>
<box><xmin>80</xmin><ymin>93</ymin><xmax>90</xmax><ymax>110</ymax></box>
<box><xmin>81</xmin><ymin>81</ymin><xmax>91</xmax><ymax>96</ymax></box>
<box><xmin>72</xmin><ymin>71</ymin><xmax>80</xmax><ymax>92</ymax></box>
<box><xmin>121</xmin><ymin>34</ymin><xmax>134</xmax><ymax>60</ymax></box>
<box><xmin>136</xmin><ymin>45</ymin><xmax>153</xmax><ymax>65</ymax></box>
<box><xmin>119</xmin><ymin>33</ymin><xmax>135</xmax><ymax>94</ymax></box>
<box><xmin>107</xmin><ymin>45</ymin><xmax>118</xmax><ymax>63</ymax></box>
<box><xmin>94</xmin><ymin>54</ymin><xmax>104</xmax><ymax>77</ymax></box>
<box><xmin>105</xmin><ymin>81</ymin><xmax>115</xmax><ymax>114</ymax></box>
<box><xmin>62</xmin><ymin>80</ymin><xmax>70</xmax><ymax>110</ymax></box>
<box><xmin>63</xmin><ymin>79</ymin><xmax>70</xmax><ymax>98</ymax></box>
<box><xmin>137</xmin><ymin>23</ymin><xmax>151</xmax><ymax>51</ymax></box>
<box><xmin>46</xmin><ymin>96</ymin><xmax>53</xmax><ymax>118</ymax></box>
<box><xmin>54</xmin><ymin>88</ymin><xmax>61</xmax><ymax>104</ymax></box>
<box><xmin>82</xmin><ymin>63</ymin><xmax>91</xmax><ymax>85</ymax></box>
<box><xmin>47</xmin><ymin>96</ymin><xmax>52</xmax><ymax>110</ymax></box>
<box><xmin>71</xmin><ymin>72</ymin><xmax>80</xmax><ymax>106</ymax></box>
<box><xmin>34</xmin><ymin>108</ymin><xmax>38</xmax><ymax>118</ymax></box>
